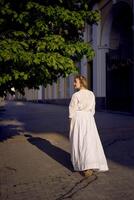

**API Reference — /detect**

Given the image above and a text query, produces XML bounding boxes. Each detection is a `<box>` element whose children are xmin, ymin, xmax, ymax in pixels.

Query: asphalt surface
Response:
<box><xmin>0</xmin><ymin>101</ymin><xmax>134</xmax><ymax>200</ymax></box>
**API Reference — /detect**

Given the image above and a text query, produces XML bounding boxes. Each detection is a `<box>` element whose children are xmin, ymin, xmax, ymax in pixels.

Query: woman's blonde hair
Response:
<box><xmin>75</xmin><ymin>75</ymin><xmax>88</xmax><ymax>89</ymax></box>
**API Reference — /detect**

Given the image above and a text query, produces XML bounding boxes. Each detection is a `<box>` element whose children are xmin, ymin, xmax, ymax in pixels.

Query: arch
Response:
<box><xmin>100</xmin><ymin>10</ymin><xmax>113</xmax><ymax>47</ymax></box>
<box><xmin>101</xmin><ymin>0</ymin><xmax>133</xmax><ymax>49</ymax></box>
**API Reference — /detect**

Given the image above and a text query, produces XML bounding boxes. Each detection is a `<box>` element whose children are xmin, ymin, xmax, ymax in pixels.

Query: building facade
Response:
<box><xmin>18</xmin><ymin>0</ymin><xmax>134</xmax><ymax>112</ymax></box>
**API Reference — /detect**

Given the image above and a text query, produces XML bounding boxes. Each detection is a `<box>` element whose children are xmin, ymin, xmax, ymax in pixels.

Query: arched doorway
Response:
<box><xmin>106</xmin><ymin>1</ymin><xmax>133</xmax><ymax>112</ymax></box>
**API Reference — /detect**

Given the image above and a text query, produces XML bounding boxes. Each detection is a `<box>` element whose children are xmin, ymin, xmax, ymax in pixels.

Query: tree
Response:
<box><xmin>0</xmin><ymin>0</ymin><xmax>100</xmax><ymax>96</ymax></box>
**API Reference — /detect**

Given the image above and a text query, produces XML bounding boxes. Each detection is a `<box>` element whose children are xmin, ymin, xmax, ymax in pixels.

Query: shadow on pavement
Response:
<box><xmin>1</xmin><ymin>101</ymin><xmax>69</xmax><ymax>135</ymax></box>
<box><xmin>26</xmin><ymin>134</ymin><xmax>74</xmax><ymax>172</ymax></box>
<box><xmin>0</xmin><ymin>102</ymin><xmax>24</xmax><ymax>142</ymax></box>
<box><xmin>1</xmin><ymin>101</ymin><xmax>134</xmax><ymax>169</ymax></box>
<box><xmin>104</xmin><ymin>136</ymin><xmax>134</xmax><ymax>168</ymax></box>
<box><xmin>0</xmin><ymin>124</ymin><xmax>22</xmax><ymax>142</ymax></box>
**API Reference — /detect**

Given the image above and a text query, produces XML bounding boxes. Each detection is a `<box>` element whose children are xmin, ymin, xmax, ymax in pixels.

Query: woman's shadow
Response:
<box><xmin>25</xmin><ymin>134</ymin><xmax>74</xmax><ymax>172</ymax></box>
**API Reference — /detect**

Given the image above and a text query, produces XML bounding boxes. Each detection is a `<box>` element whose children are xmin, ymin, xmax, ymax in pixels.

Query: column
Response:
<box><xmin>80</xmin><ymin>55</ymin><xmax>88</xmax><ymax>78</ymax></box>
<box><xmin>69</xmin><ymin>75</ymin><xmax>74</xmax><ymax>97</ymax></box>
<box><xmin>38</xmin><ymin>86</ymin><xmax>42</xmax><ymax>100</ymax></box>
<box><xmin>59</xmin><ymin>78</ymin><xmax>64</xmax><ymax>98</ymax></box>
<box><xmin>92</xmin><ymin>20</ymin><xmax>109</xmax><ymax>97</ymax></box>
<box><xmin>48</xmin><ymin>85</ymin><xmax>52</xmax><ymax>99</ymax></box>
<box><xmin>53</xmin><ymin>83</ymin><xmax>58</xmax><ymax>99</ymax></box>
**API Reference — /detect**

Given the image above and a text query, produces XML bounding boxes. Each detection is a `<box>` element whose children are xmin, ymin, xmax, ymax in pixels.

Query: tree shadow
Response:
<box><xmin>0</xmin><ymin>103</ymin><xmax>23</xmax><ymax>142</ymax></box>
<box><xmin>0</xmin><ymin>124</ymin><xmax>22</xmax><ymax>142</ymax></box>
<box><xmin>25</xmin><ymin>134</ymin><xmax>74</xmax><ymax>172</ymax></box>
<box><xmin>1</xmin><ymin>101</ymin><xmax>69</xmax><ymax>135</ymax></box>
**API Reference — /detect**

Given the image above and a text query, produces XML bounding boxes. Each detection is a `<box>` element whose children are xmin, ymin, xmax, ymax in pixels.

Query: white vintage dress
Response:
<box><xmin>69</xmin><ymin>89</ymin><xmax>108</xmax><ymax>172</ymax></box>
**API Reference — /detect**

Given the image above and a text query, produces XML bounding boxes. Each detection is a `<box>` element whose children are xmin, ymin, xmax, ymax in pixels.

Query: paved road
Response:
<box><xmin>0</xmin><ymin>101</ymin><xmax>134</xmax><ymax>200</ymax></box>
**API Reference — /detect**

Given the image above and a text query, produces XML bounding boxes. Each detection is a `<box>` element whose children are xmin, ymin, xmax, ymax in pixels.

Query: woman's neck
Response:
<box><xmin>80</xmin><ymin>87</ymin><xmax>86</xmax><ymax>90</ymax></box>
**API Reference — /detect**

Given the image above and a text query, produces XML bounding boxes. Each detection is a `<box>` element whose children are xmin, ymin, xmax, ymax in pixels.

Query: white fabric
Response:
<box><xmin>69</xmin><ymin>89</ymin><xmax>108</xmax><ymax>171</ymax></box>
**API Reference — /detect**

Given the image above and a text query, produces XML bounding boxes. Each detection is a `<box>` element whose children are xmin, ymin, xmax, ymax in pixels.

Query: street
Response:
<box><xmin>0</xmin><ymin>101</ymin><xmax>134</xmax><ymax>200</ymax></box>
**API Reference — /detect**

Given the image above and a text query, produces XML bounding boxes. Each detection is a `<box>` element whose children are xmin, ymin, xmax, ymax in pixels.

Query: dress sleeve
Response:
<box><xmin>91</xmin><ymin>92</ymin><xmax>95</xmax><ymax>115</ymax></box>
<box><xmin>69</xmin><ymin>94</ymin><xmax>78</xmax><ymax>119</ymax></box>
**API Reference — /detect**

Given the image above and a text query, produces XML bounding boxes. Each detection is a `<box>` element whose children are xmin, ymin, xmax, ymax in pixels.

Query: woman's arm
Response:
<box><xmin>90</xmin><ymin>92</ymin><xmax>95</xmax><ymax>115</ymax></box>
<box><xmin>69</xmin><ymin>94</ymin><xmax>78</xmax><ymax>119</ymax></box>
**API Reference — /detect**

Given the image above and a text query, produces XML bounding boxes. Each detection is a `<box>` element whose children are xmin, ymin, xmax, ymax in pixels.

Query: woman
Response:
<box><xmin>69</xmin><ymin>75</ymin><xmax>108</xmax><ymax>177</ymax></box>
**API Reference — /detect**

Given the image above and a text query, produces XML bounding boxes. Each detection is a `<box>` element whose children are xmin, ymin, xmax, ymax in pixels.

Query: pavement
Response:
<box><xmin>0</xmin><ymin>101</ymin><xmax>134</xmax><ymax>200</ymax></box>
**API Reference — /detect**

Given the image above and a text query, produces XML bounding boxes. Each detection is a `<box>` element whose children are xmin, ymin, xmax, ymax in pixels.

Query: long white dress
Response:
<box><xmin>69</xmin><ymin>89</ymin><xmax>108</xmax><ymax>172</ymax></box>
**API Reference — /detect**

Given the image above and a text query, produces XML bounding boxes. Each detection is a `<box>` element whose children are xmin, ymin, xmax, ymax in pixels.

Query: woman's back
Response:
<box><xmin>75</xmin><ymin>89</ymin><xmax>95</xmax><ymax>113</ymax></box>
<box><xmin>69</xmin><ymin>89</ymin><xmax>95</xmax><ymax>118</ymax></box>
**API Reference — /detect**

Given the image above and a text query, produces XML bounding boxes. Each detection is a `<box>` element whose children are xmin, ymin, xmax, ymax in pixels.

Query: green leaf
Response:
<box><xmin>0</xmin><ymin>0</ymin><xmax>100</xmax><ymax>96</ymax></box>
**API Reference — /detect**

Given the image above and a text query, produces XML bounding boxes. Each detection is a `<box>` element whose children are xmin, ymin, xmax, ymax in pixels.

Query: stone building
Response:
<box><xmin>18</xmin><ymin>0</ymin><xmax>134</xmax><ymax>113</ymax></box>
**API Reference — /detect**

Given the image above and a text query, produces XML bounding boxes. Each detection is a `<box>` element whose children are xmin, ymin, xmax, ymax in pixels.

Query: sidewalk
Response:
<box><xmin>0</xmin><ymin>101</ymin><xmax>134</xmax><ymax>200</ymax></box>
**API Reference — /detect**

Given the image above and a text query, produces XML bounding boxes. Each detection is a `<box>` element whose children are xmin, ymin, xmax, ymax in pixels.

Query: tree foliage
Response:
<box><xmin>0</xmin><ymin>0</ymin><xmax>100</xmax><ymax>96</ymax></box>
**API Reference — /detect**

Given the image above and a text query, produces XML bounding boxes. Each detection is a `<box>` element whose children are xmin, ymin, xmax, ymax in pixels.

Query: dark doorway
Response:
<box><xmin>106</xmin><ymin>50</ymin><xmax>132</xmax><ymax>112</ymax></box>
<box><xmin>106</xmin><ymin>2</ymin><xmax>133</xmax><ymax>112</ymax></box>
